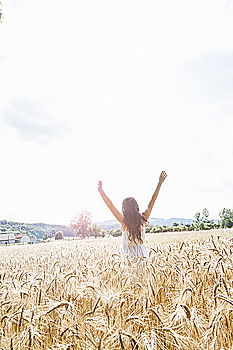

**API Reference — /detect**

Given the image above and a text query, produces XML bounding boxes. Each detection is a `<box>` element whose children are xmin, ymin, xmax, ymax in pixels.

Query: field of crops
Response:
<box><xmin>0</xmin><ymin>229</ymin><xmax>233</xmax><ymax>350</ymax></box>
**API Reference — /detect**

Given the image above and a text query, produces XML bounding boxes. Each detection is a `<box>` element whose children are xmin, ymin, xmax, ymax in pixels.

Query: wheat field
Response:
<box><xmin>0</xmin><ymin>230</ymin><xmax>233</xmax><ymax>350</ymax></box>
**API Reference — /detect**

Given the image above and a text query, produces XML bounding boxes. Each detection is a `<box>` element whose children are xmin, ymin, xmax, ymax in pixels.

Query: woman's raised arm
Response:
<box><xmin>142</xmin><ymin>171</ymin><xmax>167</xmax><ymax>221</ymax></box>
<box><xmin>98</xmin><ymin>181</ymin><xmax>124</xmax><ymax>225</ymax></box>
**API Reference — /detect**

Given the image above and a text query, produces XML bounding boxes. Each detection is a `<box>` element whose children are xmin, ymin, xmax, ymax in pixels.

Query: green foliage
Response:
<box><xmin>110</xmin><ymin>228</ymin><xmax>122</xmax><ymax>237</ymax></box>
<box><xmin>219</xmin><ymin>208</ymin><xmax>233</xmax><ymax>228</ymax></box>
<box><xmin>194</xmin><ymin>208</ymin><xmax>209</xmax><ymax>223</ymax></box>
<box><xmin>55</xmin><ymin>231</ymin><xmax>64</xmax><ymax>240</ymax></box>
<box><xmin>202</xmin><ymin>208</ymin><xmax>210</xmax><ymax>222</ymax></box>
<box><xmin>150</xmin><ymin>225</ymin><xmax>163</xmax><ymax>233</ymax></box>
<box><xmin>100</xmin><ymin>229</ymin><xmax>107</xmax><ymax>237</ymax></box>
<box><xmin>141</xmin><ymin>208</ymin><xmax>222</xmax><ymax>234</ymax></box>
<box><xmin>90</xmin><ymin>224</ymin><xmax>105</xmax><ymax>238</ymax></box>
<box><xmin>145</xmin><ymin>224</ymin><xmax>153</xmax><ymax>233</ymax></box>
<box><xmin>194</xmin><ymin>212</ymin><xmax>201</xmax><ymax>223</ymax></box>
<box><xmin>192</xmin><ymin>208</ymin><xmax>216</xmax><ymax>230</ymax></box>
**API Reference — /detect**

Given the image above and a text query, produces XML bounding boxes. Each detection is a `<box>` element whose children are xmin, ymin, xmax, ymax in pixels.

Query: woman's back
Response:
<box><xmin>122</xmin><ymin>223</ymin><xmax>148</xmax><ymax>258</ymax></box>
<box><xmin>122</xmin><ymin>223</ymin><xmax>146</xmax><ymax>246</ymax></box>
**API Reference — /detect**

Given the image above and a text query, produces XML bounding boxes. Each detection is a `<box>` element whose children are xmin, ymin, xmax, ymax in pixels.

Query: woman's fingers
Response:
<box><xmin>159</xmin><ymin>171</ymin><xmax>167</xmax><ymax>182</ymax></box>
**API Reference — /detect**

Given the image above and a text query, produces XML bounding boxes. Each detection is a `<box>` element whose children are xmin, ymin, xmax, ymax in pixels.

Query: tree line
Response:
<box><xmin>1</xmin><ymin>207</ymin><xmax>232</xmax><ymax>241</ymax></box>
<box><xmin>69</xmin><ymin>208</ymin><xmax>233</xmax><ymax>238</ymax></box>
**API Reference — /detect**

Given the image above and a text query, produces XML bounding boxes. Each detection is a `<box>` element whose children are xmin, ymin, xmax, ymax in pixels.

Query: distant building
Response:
<box><xmin>15</xmin><ymin>233</ymin><xmax>30</xmax><ymax>244</ymax></box>
<box><xmin>0</xmin><ymin>233</ymin><xmax>15</xmax><ymax>245</ymax></box>
<box><xmin>21</xmin><ymin>236</ymin><xmax>30</xmax><ymax>244</ymax></box>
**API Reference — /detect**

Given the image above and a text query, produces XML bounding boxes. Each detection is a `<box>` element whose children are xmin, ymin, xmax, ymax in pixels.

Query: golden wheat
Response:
<box><xmin>0</xmin><ymin>230</ymin><xmax>233</xmax><ymax>349</ymax></box>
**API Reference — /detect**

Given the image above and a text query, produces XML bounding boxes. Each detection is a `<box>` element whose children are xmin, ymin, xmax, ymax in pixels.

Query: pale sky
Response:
<box><xmin>0</xmin><ymin>0</ymin><xmax>232</xmax><ymax>225</ymax></box>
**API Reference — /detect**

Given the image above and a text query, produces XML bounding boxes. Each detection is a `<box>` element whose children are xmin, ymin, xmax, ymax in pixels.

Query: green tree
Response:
<box><xmin>202</xmin><ymin>208</ymin><xmax>210</xmax><ymax>222</ymax></box>
<box><xmin>55</xmin><ymin>231</ymin><xmax>64</xmax><ymax>240</ymax></box>
<box><xmin>194</xmin><ymin>212</ymin><xmax>201</xmax><ymax>223</ymax></box>
<box><xmin>219</xmin><ymin>208</ymin><xmax>233</xmax><ymax>228</ymax></box>
<box><xmin>194</xmin><ymin>208</ymin><xmax>212</xmax><ymax>230</ymax></box>
<box><xmin>145</xmin><ymin>223</ymin><xmax>153</xmax><ymax>233</ymax></box>
<box><xmin>90</xmin><ymin>224</ymin><xmax>104</xmax><ymax>238</ymax></box>
<box><xmin>150</xmin><ymin>225</ymin><xmax>162</xmax><ymax>233</ymax></box>
<box><xmin>110</xmin><ymin>228</ymin><xmax>122</xmax><ymax>237</ymax></box>
<box><xmin>70</xmin><ymin>210</ymin><xmax>92</xmax><ymax>238</ymax></box>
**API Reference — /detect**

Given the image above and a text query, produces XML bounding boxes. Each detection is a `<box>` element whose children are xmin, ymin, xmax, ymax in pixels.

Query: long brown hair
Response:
<box><xmin>122</xmin><ymin>197</ymin><xmax>146</xmax><ymax>244</ymax></box>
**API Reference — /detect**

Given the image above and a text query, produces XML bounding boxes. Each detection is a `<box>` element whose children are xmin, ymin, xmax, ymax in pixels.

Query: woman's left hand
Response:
<box><xmin>98</xmin><ymin>181</ymin><xmax>103</xmax><ymax>191</ymax></box>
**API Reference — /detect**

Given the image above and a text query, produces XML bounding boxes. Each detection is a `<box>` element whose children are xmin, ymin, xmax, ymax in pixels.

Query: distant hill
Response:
<box><xmin>0</xmin><ymin>220</ymin><xmax>73</xmax><ymax>239</ymax></box>
<box><xmin>95</xmin><ymin>217</ymin><xmax>194</xmax><ymax>230</ymax></box>
<box><xmin>149</xmin><ymin>217</ymin><xmax>193</xmax><ymax>226</ymax></box>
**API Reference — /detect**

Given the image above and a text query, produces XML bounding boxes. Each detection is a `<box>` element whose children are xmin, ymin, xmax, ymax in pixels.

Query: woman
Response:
<box><xmin>98</xmin><ymin>171</ymin><xmax>167</xmax><ymax>258</ymax></box>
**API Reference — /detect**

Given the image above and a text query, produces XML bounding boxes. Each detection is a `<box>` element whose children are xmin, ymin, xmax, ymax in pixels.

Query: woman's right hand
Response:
<box><xmin>159</xmin><ymin>171</ymin><xmax>167</xmax><ymax>184</ymax></box>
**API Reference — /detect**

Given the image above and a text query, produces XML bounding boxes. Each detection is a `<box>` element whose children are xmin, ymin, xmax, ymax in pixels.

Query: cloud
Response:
<box><xmin>2</xmin><ymin>98</ymin><xmax>69</xmax><ymax>142</ymax></box>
